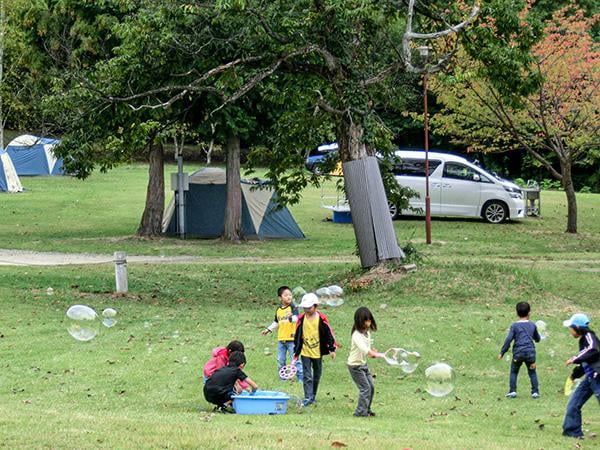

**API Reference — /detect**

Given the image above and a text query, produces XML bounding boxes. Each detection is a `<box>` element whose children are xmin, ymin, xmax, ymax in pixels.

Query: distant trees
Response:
<box><xmin>433</xmin><ymin>5</ymin><xmax>599</xmax><ymax>233</ymax></box>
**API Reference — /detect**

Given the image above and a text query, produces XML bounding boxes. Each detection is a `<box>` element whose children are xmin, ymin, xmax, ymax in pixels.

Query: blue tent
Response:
<box><xmin>6</xmin><ymin>134</ymin><xmax>64</xmax><ymax>176</ymax></box>
<box><xmin>0</xmin><ymin>148</ymin><xmax>23</xmax><ymax>192</ymax></box>
<box><xmin>163</xmin><ymin>168</ymin><xmax>305</xmax><ymax>240</ymax></box>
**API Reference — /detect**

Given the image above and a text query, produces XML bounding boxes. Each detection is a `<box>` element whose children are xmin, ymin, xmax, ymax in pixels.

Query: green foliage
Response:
<box><xmin>539</xmin><ymin>179</ymin><xmax>562</xmax><ymax>190</ymax></box>
<box><xmin>400</xmin><ymin>240</ymin><xmax>423</xmax><ymax>265</ymax></box>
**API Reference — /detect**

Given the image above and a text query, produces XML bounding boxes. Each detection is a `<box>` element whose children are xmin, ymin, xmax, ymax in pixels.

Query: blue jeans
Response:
<box><xmin>301</xmin><ymin>356</ymin><xmax>323</xmax><ymax>404</ymax></box>
<box><xmin>563</xmin><ymin>375</ymin><xmax>600</xmax><ymax>438</ymax></box>
<box><xmin>277</xmin><ymin>341</ymin><xmax>303</xmax><ymax>381</ymax></box>
<box><xmin>509</xmin><ymin>354</ymin><xmax>539</xmax><ymax>394</ymax></box>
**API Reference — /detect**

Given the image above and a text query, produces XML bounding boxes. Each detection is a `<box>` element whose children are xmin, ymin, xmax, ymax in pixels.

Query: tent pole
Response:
<box><xmin>177</xmin><ymin>149</ymin><xmax>185</xmax><ymax>239</ymax></box>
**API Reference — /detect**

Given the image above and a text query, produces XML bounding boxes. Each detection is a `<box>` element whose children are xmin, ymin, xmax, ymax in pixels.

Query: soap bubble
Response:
<box><xmin>324</xmin><ymin>298</ymin><xmax>345</xmax><ymax>308</ymax></box>
<box><xmin>425</xmin><ymin>363</ymin><xmax>455</xmax><ymax>397</ymax></box>
<box><xmin>102</xmin><ymin>308</ymin><xmax>118</xmax><ymax>328</ymax></box>
<box><xmin>292</xmin><ymin>286</ymin><xmax>306</xmax><ymax>306</ymax></box>
<box><xmin>383</xmin><ymin>348</ymin><xmax>420</xmax><ymax>373</ymax></box>
<box><xmin>46</xmin><ymin>287</ymin><xmax>54</xmax><ymax>296</ymax></box>
<box><xmin>66</xmin><ymin>305</ymin><xmax>99</xmax><ymax>341</ymax></box>
<box><xmin>315</xmin><ymin>287</ymin><xmax>331</xmax><ymax>298</ymax></box>
<box><xmin>263</xmin><ymin>347</ymin><xmax>272</xmax><ymax>356</ymax></box>
<box><xmin>548</xmin><ymin>348</ymin><xmax>556</xmax><ymax>358</ymax></box>
<box><xmin>535</xmin><ymin>320</ymin><xmax>548</xmax><ymax>340</ymax></box>
<box><xmin>504</xmin><ymin>354</ymin><xmax>511</xmax><ymax>363</ymax></box>
<box><xmin>328</xmin><ymin>285</ymin><xmax>344</xmax><ymax>297</ymax></box>
<box><xmin>399</xmin><ymin>350</ymin><xmax>421</xmax><ymax>374</ymax></box>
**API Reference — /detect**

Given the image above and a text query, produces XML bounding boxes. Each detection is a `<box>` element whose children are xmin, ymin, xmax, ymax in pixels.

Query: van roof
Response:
<box><xmin>394</xmin><ymin>149</ymin><xmax>471</xmax><ymax>164</ymax></box>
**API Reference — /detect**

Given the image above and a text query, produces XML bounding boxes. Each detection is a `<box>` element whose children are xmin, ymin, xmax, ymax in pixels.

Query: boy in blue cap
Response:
<box><xmin>562</xmin><ymin>313</ymin><xmax>600</xmax><ymax>439</ymax></box>
<box><xmin>498</xmin><ymin>301</ymin><xmax>541</xmax><ymax>398</ymax></box>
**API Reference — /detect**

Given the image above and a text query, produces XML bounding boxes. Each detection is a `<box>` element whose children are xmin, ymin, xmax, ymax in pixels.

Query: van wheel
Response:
<box><xmin>482</xmin><ymin>201</ymin><xmax>508</xmax><ymax>223</ymax></box>
<box><xmin>388</xmin><ymin>202</ymin><xmax>399</xmax><ymax>220</ymax></box>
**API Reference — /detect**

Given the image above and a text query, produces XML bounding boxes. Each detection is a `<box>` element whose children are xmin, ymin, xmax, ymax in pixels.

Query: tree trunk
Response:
<box><xmin>137</xmin><ymin>141</ymin><xmax>165</xmax><ymax>237</ymax></box>
<box><xmin>222</xmin><ymin>133</ymin><xmax>242</xmax><ymax>242</ymax></box>
<box><xmin>337</xmin><ymin>119</ymin><xmax>404</xmax><ymax>268</ymax></box>
<box><xmin>560</xmin><ymin>159</ymin><xmax>577</xmax><ymax>233</ymax></box>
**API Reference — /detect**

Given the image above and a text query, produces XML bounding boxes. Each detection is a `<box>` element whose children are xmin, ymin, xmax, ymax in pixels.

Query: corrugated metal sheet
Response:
<box><xmin>343</xmin><ymin>156</ymin><xmax>404</xmax><ymax>268</ymax></box>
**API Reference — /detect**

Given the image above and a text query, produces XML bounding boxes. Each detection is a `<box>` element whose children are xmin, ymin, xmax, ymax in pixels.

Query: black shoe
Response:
<box><xmin>217</xmin><ymin>405</ymin><xmax>235</xmax><ymax>414</ymax></box>
<box><xmin>368</xmin><ymin>411</ymin><xmax>376</xmax><ymax>417</ymax></box>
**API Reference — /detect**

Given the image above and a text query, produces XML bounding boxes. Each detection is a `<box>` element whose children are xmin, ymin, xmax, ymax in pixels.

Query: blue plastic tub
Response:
<box><xmin>332</xmin><ymin>210</ymin><xmax>352</xmax><ymax>223</ymax></box>
<box><xmin>232</xmin><ymin>390</ymin><xmax>290</xmax><ymax>415</ymax></box>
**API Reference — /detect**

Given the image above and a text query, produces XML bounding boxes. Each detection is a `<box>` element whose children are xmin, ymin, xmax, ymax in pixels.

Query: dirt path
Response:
<box><xmin>1</xmin><ymin>248</ymin><xmax>599</xmax><ymax>271</ymax></box>
<box><xmin>0</xmin><ymin>248</ymin><xmax>358</xmax><ymax>266</ymax></box>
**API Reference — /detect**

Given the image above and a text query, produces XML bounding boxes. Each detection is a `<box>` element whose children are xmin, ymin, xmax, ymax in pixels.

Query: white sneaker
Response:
<box><xmin>531</xmin><ymin>392</ymin><xmax>540</xmax><ymax>399</ymax></box>
<box><xmin>505</xmin><ymin>392</ymin><xmax>517</xmax><ymax>398</ymax></box>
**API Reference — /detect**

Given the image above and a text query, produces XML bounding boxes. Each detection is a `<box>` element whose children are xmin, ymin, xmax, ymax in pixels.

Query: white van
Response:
<box><xmin>391</xmin><ymin>150</ymin><xmax>525</xmax><ymax>223</ymax></box>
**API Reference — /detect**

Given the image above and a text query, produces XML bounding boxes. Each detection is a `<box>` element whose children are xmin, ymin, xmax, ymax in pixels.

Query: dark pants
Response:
<box><xmin>563</xmin><ymin>375</ymin><xmax>600</xmax><ymax>438</ymax></box>
<box><xmin>301</xmin><ymin>356</ymin><xmax>323</xmax><ymax>404</ymax></box>
<box><xmin>509</xmin><ymin>354</ymin><xmax>539</xmax><ymax>394</ymax></box>
<box><xmin>204</xmin><ymin>387</ymin><xmax>234</xmax><ymax>407</ymax></box>
<box><xmin>348</xmin><ymin>364</ymin><xmax>375</xmax><ymax>416</ymax></box>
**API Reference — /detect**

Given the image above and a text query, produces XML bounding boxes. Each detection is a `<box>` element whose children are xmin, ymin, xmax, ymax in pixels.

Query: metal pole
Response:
<box><xmin>114</xmin><ymin>252</ymin><xmax>128</xmax><ymax>293</ymax></box>
<box><xmin>177</xmin><ymin>149</ymin><xmax>185</xmax><ymax>239</ymax></box>
<box><xmin>423</xmin><ymin>72</ymin><xmax>432</xmax><ymax>244</ymax></box>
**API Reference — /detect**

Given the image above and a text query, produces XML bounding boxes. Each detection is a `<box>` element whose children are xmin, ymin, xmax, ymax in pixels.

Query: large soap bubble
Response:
<box><xmin>324</xmin><ymin>298</ymin><xmax>345</xmax><ymax>308</ymax></box>
<box><xmin>102</xmin><ymin>308</ymin><xmax>118</xmax><ymax>328</ymax></box>
<box><xmin>292</xmin><ymin>286</ymin><xmax>307</xmax><ymax>306</ymax></box>
<box><xmin>315</xmin><ymin>287</ymin><xmax>331</xmax><ymax>298</ymax></box>
<box><xmin>383</xmin><ymin>348</ymin><xmax>421</xmax><ymax>374</ymax></box>
<box><xmin>535</xmin><ymin>320</ymin><xmax>548</xmax><ymax>340</ymax></box>
<box><xmin>66</xmin><ymin>305</ymin><xmax>99</xmax><ymax>341</ymax></box>
<box><xmin>328</xmin><ymin>285</ymin><xmax>344</xmax><ymax>297</ymax></box>
<box><xmin>425</xmin><ymin>363</ymin><xmax>455</xmax><ymax>397</ymax></box>
<box><xmin>399</xmin><ymin>350</ymin><xmax>421</xmax><ymax>374</ymax></box>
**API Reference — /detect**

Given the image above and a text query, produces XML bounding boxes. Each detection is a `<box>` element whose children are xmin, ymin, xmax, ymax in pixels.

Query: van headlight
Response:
<box><xmin>503</xmin><ymin>186</ymin><xmax>523</xmax><ymax>199</ymax></box>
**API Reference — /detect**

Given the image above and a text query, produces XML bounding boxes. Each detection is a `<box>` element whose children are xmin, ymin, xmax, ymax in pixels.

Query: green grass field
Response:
<box><xmin>1</xmin><ymin>164</ymin><xmax>599</xmax><ymax>449</ymax></box>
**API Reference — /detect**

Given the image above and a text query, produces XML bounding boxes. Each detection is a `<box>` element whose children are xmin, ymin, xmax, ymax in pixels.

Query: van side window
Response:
<box><xmin>443</xmin><ymin>162</ymin><xmax>481</xmax><ymax>182</ymax></box>
<box><xmin>394</xmin><ymin>159</ymin><xmax>441</xmax><ymax>177</ymax></box>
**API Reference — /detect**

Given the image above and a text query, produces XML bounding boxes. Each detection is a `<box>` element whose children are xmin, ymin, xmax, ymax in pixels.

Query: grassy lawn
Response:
<box><xmin>1</xmin><ymin>164</ymin><xmax>599</xmax><ymax>448</ymax></box>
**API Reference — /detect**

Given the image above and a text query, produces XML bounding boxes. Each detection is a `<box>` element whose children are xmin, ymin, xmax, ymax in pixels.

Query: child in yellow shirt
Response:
<box><xmin>261</xmin><ymin>286</ymin><xmax>303</xmax><ymax>381</ymax></box>
<box><xmin>293</xmin><ymin>293</ymin><xmax>337</xmax><ymax>406</ymax></box>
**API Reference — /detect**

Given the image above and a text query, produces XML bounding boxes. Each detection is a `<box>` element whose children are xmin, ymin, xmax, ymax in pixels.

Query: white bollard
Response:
<box><xmin>114</xmin><ymin>251</ymin><xmax>128</xmax><ymax>293</ymax></box>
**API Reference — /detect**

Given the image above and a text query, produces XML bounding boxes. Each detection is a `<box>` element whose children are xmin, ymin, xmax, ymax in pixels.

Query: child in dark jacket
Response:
<box><xmin>498</xmin><ymin>301</ymin><xmax>541</xmax><ymax>398</ymax></box>
<box><xmin>203</xmin><ymin>351</ymin><xmax>258</xmax><ymax>413</ymax></box>
<box><xmin>562</xmin><ymin>313</ymin><xmax>600</xmax><ymax>439</ymax></box>
<box><xmin>293</xmin><ymin>293</ymin><xmax>336</xmax><ymax>407</ymax></box>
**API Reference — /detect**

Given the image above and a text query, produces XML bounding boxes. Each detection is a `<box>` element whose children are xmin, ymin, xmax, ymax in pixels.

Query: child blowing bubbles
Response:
<box><xmin>347</xmin><ymin>307</ymin><xmax>384</xmax><ymax>417</ymax></box>
<box><xmin>260</xmin><ymin>286</ymin><xmax>303</xmax><ymax>381</ymax></box>
<box><xmin>562</xmin><ymin>313</ymin><xmax>600</xmax><ymax>439</ymax></box>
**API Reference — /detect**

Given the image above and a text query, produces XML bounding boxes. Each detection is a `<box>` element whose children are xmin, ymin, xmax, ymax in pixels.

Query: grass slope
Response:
<box><xmin>1</xmin><ymin>164</ymin><xmax>599</xmax><ymax>449</ymax></box>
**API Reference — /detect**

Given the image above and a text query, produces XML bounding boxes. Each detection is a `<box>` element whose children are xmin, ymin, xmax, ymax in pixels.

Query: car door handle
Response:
<box><xmin>431</xmin><ymin>183</ymin><xmax>441</xmax><ymax>188</ymax></box>
<box><xmin>442</xmin><ymin>183</ymin><xmax>452</xmax><ymax>188</ymax></box>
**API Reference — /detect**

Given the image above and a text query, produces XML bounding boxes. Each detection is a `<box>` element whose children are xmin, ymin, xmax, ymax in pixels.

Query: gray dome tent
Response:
<box><xmin>162</xmin><ymin>168</ymin><xmax>304</xmax><ymax>239</ymax></box>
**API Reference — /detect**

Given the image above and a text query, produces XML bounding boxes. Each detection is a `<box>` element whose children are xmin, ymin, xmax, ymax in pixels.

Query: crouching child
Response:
<box><xmin>203</xmin><ymin>351</ymin><xmax>258</xmax><ymax>413</ymax></box>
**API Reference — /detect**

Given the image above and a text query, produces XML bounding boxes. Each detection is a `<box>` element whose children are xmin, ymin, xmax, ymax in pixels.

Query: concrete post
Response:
<box><xmin>114</xmin><ymin>251</ymin><xmax>128</xmax><ymax>293</ymax></box>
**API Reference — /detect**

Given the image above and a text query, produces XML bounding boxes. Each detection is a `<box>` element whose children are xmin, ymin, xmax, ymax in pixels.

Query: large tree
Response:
<box><xmin>433</xmin><ymin>5</ymin><xmax>599</xmax><ymax>233</ymax></box>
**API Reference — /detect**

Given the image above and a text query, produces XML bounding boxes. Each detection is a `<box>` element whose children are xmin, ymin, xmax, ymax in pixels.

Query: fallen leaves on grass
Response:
<box><xmin>331</xmin><ymin>442</ymin><xmax>347</xmax><ymax>448</ymax></box>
